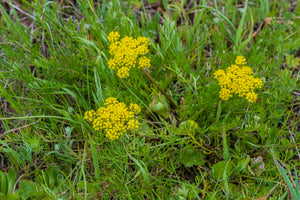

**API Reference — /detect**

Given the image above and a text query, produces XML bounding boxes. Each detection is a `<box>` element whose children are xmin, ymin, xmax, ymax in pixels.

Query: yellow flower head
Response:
<box><xmin>107</xmin><ymin>31</ymin><xmax>151</xmax><ymax>78</ymax></box>
<box><xmin>107</xmin><ymin>31</ymin><xmax>120</xmax><ymax>43</ymax></box>
<box><xmin>84</xmin><ymin>98</ymin><xmax>141</xmax><ymax>140</ymax></box>
<box><xmin>129</xmin><ymin>103</ymin><xmax>142</xmax><ymax>114</ymax></box>
<box><xmin>84</xmin><ymin>110</ymin><xmax>96</xmax><ymax>122</ymax></box>
<box><xmin>214</xmin><ymin>56</ymin><xmax>263</xmax><ymax>103</ymax></box>
<box><xmin>235</xmin><ymin>56</ymin><xmax>247</xmax><ymax>65</ymax></box>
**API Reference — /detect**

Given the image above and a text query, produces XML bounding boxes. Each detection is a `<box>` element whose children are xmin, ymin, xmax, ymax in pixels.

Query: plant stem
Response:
<box><xmin>140</xmin><ymin>68</ymin><xmax>177</xmax><ymax>109</ymax></box>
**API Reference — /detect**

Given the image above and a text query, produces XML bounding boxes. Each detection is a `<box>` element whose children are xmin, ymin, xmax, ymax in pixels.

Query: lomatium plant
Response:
<box><xmin>107</xmin><ymin>31</ymin><xmax>151</xmax><ymax>78</ymax></box>
<box><xmin>84</xmin><ymin>97</ymin><xmax>141</xmax><ymax>140</ymax></box>
<box><xmin>107</xmin><ymin>31</ymin><xmax>177</xmax><ymax>108</ymax></box>
<box><xmin>214</xmin><ymin>56</ymin><xmax>263</xmax><ymax>103</ymax></box>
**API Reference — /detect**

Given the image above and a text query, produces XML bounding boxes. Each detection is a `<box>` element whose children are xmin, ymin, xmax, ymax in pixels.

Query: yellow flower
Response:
<box><xmin>235</xmin><ymin>56</ymin><xmax>247</xmax><ymax>65</ymax></box>
<box><xmin>107</xmin><ymin>31</ymin><xmax>120</xmax><ymax>43</ymax></box>
<box><xmin>214</xmin><ymin>56</ymin><xmax>262</xmax><ymax>103</ymax></box>
<box><xmin>219</xmin><ymin>88</ymin><xmax>232</xmax><ymax>100</ymax></box>
<box><xmin>104</xmin><ymin>97</ymin><xmax>119</xmax><ymax>106</ymax></box>
<box><xmin>129</xmin><ymin>103</ymin><xmax>141</xmax><ymax>114</ymax></box>
<box><xmin>245</xmin><ymin>91</ymin><xmax>258</xmax><ymax>103</ymax></box>
<box><xmin>138</xmin><ymin>57</ymin><xmax>151</xmax><ymax>69</ymax></box>
<box><xmin>84</xmin><ymin>98</ymin><xmax>141</xmax><ymax>140</ymax></box>
<box><xmin>84</xmin><ymin>110</ymin><xmax>96</xmax><ymax>122</ymax></box>
<box><xmin>107</xmin><ymin>31</ymin><xmax>151</xmax><ymax>78</ymax></box>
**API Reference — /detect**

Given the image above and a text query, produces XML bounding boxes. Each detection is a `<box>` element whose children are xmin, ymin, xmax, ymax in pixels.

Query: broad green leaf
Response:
<box><xmin>150</xmin><ymin>96</ymin><xmax>170</xmax><ymax>119</ymax></box>
<box><xmin>212</xmin><ymin>161</ymin><xmax>232</xmax><ymax>181</ymax></box>
<box><xmin>177</xmin><ymin>120</ymin><xmax>199</xmax><ymax>135</ymax></box>
<box><xmin>0</xmin><ymin>171</ymin><xmax>8</xmax><ymax>195</ymax></box>
<box><xmin>7</xmin><ymin>168</ymin><xmax>16</xmax><ymax>193</ymax></box>
<box><xmin>19</xmin><ymin>180</ymin><xmax>46</xmax><ymax>200</ymax></box>
<box><xmin>180</xmin><ymin>149</ymin><xmax>206</xmax><ymax>167</ymax></box>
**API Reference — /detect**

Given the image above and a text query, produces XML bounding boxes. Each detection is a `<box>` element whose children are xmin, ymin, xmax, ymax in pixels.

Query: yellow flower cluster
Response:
<box><xmin>214</xmin><ymin>56</ymin><xmax>263</xmax><ymax>103</ymax></box>
<box><xmin>107</xmin><ymin>31</ymin><xmax>151</xmax><ymax>78</ymax></box>
<box><xmin>84</xmin><ymin>97</ymin><xmax>141</xmax><ymax>140</ymax></box>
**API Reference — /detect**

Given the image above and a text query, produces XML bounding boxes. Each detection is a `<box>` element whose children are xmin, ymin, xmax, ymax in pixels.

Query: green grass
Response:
<box><xmin>0</xmin><ymin>0</ymin><xmax>299</xmax><ymax>199</ymax></box>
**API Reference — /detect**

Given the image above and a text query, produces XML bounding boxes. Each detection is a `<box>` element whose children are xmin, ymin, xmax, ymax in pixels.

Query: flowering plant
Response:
<box><xmin>107</xmin><ymin>31</ymin><xmax>151</xmax><ymax>78</ymax></box>
<box><xmin>107</xmin><ymin>31</ymin><xmax>177</xmax><ymax>109</ymax></box>
<box><xmin>214</xmin><ymin>56</ymin><xmax>263</xmax><ymax>103</ymax></box>
<box><xmin>84</xmin><ymin>97</ymin><xmax>141</xmax><ymax>140</ymax></box>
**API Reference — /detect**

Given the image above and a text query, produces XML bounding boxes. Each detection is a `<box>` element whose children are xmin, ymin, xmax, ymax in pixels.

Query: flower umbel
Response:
<box><xmin>214</xmin><ymin>56</ymin><xmax>263</xmax><ymax>103</ymax></box>
<box><xmin>84</xmin><ymin>97</ymin><xmax>141</xmax><ymax>140</ymax></box>
<box><xmin>107</xmin><ymin>31</ymin><xmax>151</xmax><ymax>78</ymax></box>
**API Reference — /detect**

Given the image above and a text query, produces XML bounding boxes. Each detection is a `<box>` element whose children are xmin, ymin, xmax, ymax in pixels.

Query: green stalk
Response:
<box><xmin>140</xmin><ymin>68</ymin><xmax>177</xmax><ymax>109</ymax></box>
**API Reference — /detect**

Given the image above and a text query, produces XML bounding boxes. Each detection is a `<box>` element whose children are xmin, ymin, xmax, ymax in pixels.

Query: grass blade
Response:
<box><xmin>271</xmin><ymin>148</ymin><xmax>298</xmax><ymax>200</ymax></box>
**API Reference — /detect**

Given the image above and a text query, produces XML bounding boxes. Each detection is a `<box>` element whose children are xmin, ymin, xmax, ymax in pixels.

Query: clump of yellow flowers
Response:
<box><xmin>107</xmin><ymin>31</ymin><xmax>151</xmax><ymax>78</ymax></box>
<box><xmin>214</xmin><ymin>56</ymin><xmax>263</xmax><ymax>103</ymax></box>
<box><xmin>84</xmin><ymin>97</ymin><xmax>141</xmax><ymax>140</ymax></box>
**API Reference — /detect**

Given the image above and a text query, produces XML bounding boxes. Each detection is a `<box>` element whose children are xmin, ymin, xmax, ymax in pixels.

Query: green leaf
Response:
<box><xmin>235</xmin><ymin>155</ymin><xmax>250</xmax><ymax>174</ymax></box>
<box><xmin>0</xmin><ymin>193</ymin><xmax>7</xmax><ymax>199</ymax></box>
<box><xmin>180</xmin><ymin>149</ymin><xmax>206</xmax><ymax>167</ymax></box>
<box><xmin>212</xmin><ymin>161</ymin><xmax>232</xmax><ymax>181</ymax></box>
<box><xmin>161</xmin><ymin>0</ymin><xmax>169</xmax><ymax>11</ymax></box>
<box><xmin>268</xmin><ymin>125</ymin><xmax>279</xmax><ymax>144</ymax></box>
<box><xmin>0</xmin><ymin>171</ymin><xmax>8</xmax><ymax>195</ymax></box>
<box><xmin>150</xmin><ymin>95</ymin><xmax>170</xmax><ymax>119</ymax></box>
<box><xmin>7</xmin><ymin>192</ymin><xmax>20</xmax><ymax>200</ymax></box>
<box><xmin>19</xmin><ymin>180</ymin><xmax>45</xmax><ymax>199</ymax></box>
<box><xmin>126</xmin><ymin>152</ymin><xmax>151</xmax><ymax>185</ymax></box>
<box><xmin>286</xmin><ymin>54</ymin><xmax>300</xmax><ymax>69</ymax></box>
<box><xmin>90</xmin><ymin>142</ymin><xmax>101</xmax><ymax>182</ymax></box>
<box><xmin>272</xmin><ymin>149</ymin><xmax>299</xmax><ymax>200</ymax></box>
<box><xmin>77</xmin><ymin>181</ymin><xmax>98</xmax><ymax>194</ymax></box>
<box><xmin>177</xmin><ymin>120</ymin><xmax>199</xmax><ymax>135</ymax></box>
<box><xmin>36</xmin><ymin>166</ymin><xmax>60</xmax><ymax>190</ymax></box>
<box><xmin>146</xmin><ymin>12</ymin><xmax>160</xmax><ymax>32</ymax></box>
<box><xmin>7</xmin><ymin>168</ymin><xmax>16</xmax><ymax>194</ymax></box>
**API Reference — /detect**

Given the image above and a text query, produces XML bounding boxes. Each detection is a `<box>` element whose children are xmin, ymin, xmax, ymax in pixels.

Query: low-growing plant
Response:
<box><xmin>214</xmin><ymin>56</ymin><xmax>263</xmax><ymax>103</ymax></box>
<box><xmin>84</xmin><ymin>97</ymin><xmax>141</xmax><ymax>140</ymax></box>
<box><xmin>0</xmin><ymin>0</ymin><xmax>299</xmax><ymax>199</ymax></box>
<box><xmin>107</xmin><ymin>31</ymin><xmax>177</xmax><ymax>108</ymax></box>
